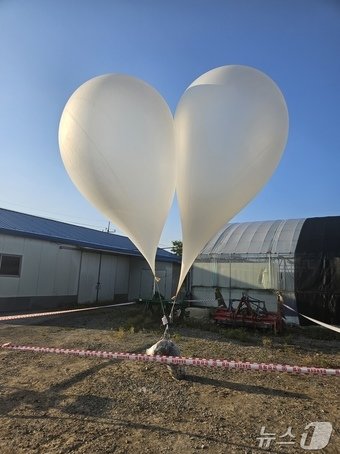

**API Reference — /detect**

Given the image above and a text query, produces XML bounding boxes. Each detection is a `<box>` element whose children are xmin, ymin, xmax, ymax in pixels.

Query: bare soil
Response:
<box><xmin>0</xmin><ymin>304</ymin><xmax>339</xmax><ymax>453</ymax></box>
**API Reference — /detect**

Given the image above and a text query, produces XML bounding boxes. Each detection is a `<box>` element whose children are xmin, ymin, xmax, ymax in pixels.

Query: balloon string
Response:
<box><xmin>154</xmin><ymin>277</ymin><xmax>171</xmax><ymax>338</ymax></box>
<box><xmin>169</xmin><ymin>297</ymin><xmax>177</xmax><ymax>324</ymax></box>
<box><xmin>154</xmin><ymin>279</ymin><xmax>166</xmax><ymax>316</ymax></box>
<box><xmin>163</xmin><ymin>324</ymin><xmax>169</xmax><ymax>339</ymax></box>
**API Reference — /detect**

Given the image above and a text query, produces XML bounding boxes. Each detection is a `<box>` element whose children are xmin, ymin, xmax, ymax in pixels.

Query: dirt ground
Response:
<box><xmin>0</xmin><ymin>304</ymin><xmax>339</xmax><ymax>454</ymax></box>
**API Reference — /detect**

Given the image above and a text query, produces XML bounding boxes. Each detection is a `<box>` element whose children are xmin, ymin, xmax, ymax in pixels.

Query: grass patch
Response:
<box><xmin>299</xmin><ymin>325</ymin><xmax>340</xmax><ymax>341</ymax></box>
<box><xmin>111</xmin><ymin>307</ymin><xmax>164</xmax><ymax>335</ymax></box>
<box><xmin>222</xmin><ymin>327</ymin><xmax>250</xmax><ymax>343</ymax></box>
<box><xmin>283</xmin><ymin>325</ymin><xmax>340</xmax><ymax>341</ymax></box>
<box><xmin>179</xmin><ymin>317</ymin><xmax>256</xmax><ymax>343</ymax></box>
<box><xmin>171</xmin><ymin>332</ymin><xmax>182</xmax><ymax>341</ymax></box>
<box><xmin>111</xmin><ymin>326</ymin><xmax>127</xmax><ymax>340</ymax></box>
<box><xmin>109</xmin><ymin>303</ymin><xmax>340</xmax><ymax>347</ymax></box>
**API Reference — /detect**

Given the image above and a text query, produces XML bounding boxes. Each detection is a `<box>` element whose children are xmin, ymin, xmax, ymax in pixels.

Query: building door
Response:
<box><xmin>78</xmin><ymin>252</ymin><xmax>101</xmax><ymax>304</ymax></box>
<box><xmin>139</xmin><ymin>269</ymin><xmax>167</xmax><ymax>299</ymax></box>
<box><xmin>156</xmin><ymin>270</ymin><xmax>167</xmax><ymax>297</ymax></box>
<box><xmin>139</xmin><ymin>269</ymin><xmax>153</xmax><ymax>299</ymax></box>
<box><xmin>98</xmin><ymin>255</ymin><xmax>117</xmax><ymax>302</ymax></box>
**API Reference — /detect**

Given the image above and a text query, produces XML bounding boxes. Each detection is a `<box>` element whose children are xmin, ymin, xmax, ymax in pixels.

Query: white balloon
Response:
<box><xmin>59</xmin><ymin>74</ymin><xmax>175</xmax><ymax>275</ymax></box>
<box><xmin>175</xmin><ymin>65</ymin><xmax>289</xmax><ymax>294</ymax></box>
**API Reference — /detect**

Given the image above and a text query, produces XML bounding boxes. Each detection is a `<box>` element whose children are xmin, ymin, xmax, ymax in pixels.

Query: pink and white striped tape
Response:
<box><xmin>1</xmin><ymin>343</ymin><xmax>339</xmax><ymax>376</ymax></box>
<box><xmin>0</xmin><ymin>302</ymin><xmax>136</xmax><ymax>322</ymax></box>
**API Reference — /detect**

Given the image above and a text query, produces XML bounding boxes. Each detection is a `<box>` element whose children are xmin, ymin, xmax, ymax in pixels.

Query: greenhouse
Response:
<box><xmin>190</xmin><ymin>217</ymin><xmax>340</xmax><ymax>326</ymax></box>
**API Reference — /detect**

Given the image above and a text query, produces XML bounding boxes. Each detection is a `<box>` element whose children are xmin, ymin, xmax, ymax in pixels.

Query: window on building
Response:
<box><xmin>0</xmin><ymin>254</ymin><xmax>22</xmax><ymax>277</ymax></box>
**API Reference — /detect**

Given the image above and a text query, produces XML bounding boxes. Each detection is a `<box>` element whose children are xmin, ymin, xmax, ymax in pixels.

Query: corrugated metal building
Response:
<box><xmin>0</xmin><ymin>208</ymin><xmax>180</xmax><ymax>312</ymax></box>
<box><xmin>191</xmin><ymin>217</ymin><xmax>340</xmax><ymax>325</ymax></box>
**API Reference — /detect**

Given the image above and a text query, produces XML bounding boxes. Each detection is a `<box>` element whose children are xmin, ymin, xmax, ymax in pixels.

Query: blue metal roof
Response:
<box><xmin>0</xmin><ymin>208</ymin><xmax>180</xmax><ymax>263</ymax></box>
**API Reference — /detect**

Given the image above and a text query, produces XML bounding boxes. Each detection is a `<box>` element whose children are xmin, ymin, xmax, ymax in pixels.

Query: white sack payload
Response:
<box><xmin>146</xmin><ymin>339</ymin><xmax>186</xmax><ymax>380</ymax></box>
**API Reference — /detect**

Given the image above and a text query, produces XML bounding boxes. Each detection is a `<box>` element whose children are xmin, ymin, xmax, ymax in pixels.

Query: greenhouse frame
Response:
<box><xmin>190</xmin><ymin>217</ymin><xmax>340</xmax><ymax>326</ymax></box>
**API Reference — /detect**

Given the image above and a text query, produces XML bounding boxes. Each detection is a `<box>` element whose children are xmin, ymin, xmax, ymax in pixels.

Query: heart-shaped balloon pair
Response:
<box><xmin>59</xmin><ymin>65</ymin><xmax>289</xmax><ymax>295</ymax></box>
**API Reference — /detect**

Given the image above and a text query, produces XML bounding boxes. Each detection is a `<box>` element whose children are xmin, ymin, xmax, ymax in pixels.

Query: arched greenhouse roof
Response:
<box><xmin>200</xmin><ymin>219</ymin><xmax>306</xmax><ymax>256</ymax></box>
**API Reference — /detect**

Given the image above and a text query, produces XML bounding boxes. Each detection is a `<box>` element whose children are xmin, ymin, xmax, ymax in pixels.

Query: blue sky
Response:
<box><xmin>0</xmin><ymin>0</ymin><xmax>339</xmax><ymax>247</ymax></box>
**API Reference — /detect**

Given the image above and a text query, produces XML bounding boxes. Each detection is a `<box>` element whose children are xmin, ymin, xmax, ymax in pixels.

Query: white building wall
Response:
<box><xmin>36</xmin><ymin>241</ymin><xmax>57</xmax><ymax>295</ymax></box>
<box><xmin>53</xmin><ymin>248</ymin><xmax>80</xmax><ymax>295</ymax></box>
<box><xmin>0</xmin><ymin>234</ymin><xmax>81</xmax><ymax>298</ymax></box>
<box><xmin>114</xmin><ymin>256</ymin><xmax>130</xmax><ymax>295</ymax></box>
<box><xmin>1</xmin><ymin>233</ymin><xmax>177</xmax><ymax>309</ymax></box>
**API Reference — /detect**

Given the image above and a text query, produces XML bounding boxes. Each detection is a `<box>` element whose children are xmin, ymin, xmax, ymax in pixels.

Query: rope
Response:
<box><xmin>1</xmin><ymin>342</ymin><xmax>338</xmax><ymax>376</ymax></box>
<box><xmin>0</xmin><ymin>302</ymin><xmax>136</xmax><ymax>322</ymax></box>
<box><xmin>283</xmin><ymin>304</ymin><xmax>340</xmax><ymax>334</ymax></box>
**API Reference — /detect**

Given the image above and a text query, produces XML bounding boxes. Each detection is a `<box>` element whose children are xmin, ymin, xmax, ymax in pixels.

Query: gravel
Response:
<box><xmin>0</xmin><ymin>305</ymin><xmax>339</xmax><ymax>453</ymax></box>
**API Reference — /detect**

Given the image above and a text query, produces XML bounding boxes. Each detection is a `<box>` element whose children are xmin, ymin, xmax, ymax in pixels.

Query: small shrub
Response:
<box><xmin>262</xmin><ymin>336</ymin><xmax>273</xmax><ymax>348</ymax></box>
<box><xmin>111</xmin><ymin>326</ymin><xmax>127</xmax><ymax>339</ymax></box>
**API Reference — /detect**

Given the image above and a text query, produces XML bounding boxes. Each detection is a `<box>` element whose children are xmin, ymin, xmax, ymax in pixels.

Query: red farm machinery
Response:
<box><xmin>213</xmin><ymin>291</ymin><xmax>285</xmax><ymax>334</ymax></box>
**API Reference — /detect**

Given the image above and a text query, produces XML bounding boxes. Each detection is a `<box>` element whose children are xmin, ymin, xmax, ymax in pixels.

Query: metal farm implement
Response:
<box><xmin>213</xmin><ymin>293</ymin><xmax>284</xmax><ymax>334</ymax></box>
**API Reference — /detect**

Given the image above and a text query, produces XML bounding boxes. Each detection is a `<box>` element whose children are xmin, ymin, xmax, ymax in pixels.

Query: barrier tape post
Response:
<box><xmin>1</xmin><ymin>343</ymin><xmax>339</xmax><ymax>377</ymax></box>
